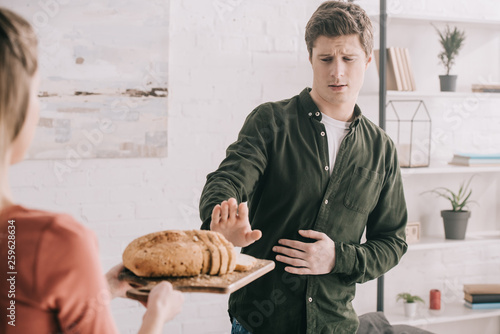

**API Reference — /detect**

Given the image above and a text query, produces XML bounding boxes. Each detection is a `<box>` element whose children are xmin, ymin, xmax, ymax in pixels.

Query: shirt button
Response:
<box><xmin>308</xmin><ymin>297</ymin><xmax>313</xmax><ymax>303</ymax></box>
<box><xmin>315</xmin><ymin>112</ymin><xmax>320</xmax><ymax>116</ymax></box>
<box><xmin>324</xmin><ymin>166</ymin><xmax>329</xmax><ymax>171</ymax></box>
<box><xmin>308</xmin><ymin>112</ymin><xmax>312</xmax><ymax>116</ymax></box>
<box><xmin>324</xmin><ymin>200</ymin><xmax>328</xmax><ymax>204</ymax></box>
<box><xmin>320</xmin><ymin>131</ymin><xmax>325</xmax><ymax>136</ymax></box>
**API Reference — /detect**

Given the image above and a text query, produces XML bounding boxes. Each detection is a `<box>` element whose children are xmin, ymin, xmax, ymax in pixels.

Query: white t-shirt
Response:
<box><xmin>321</xmin><ymin>113</ymin><xmax>351</xmax><ymax>174</ymax></box>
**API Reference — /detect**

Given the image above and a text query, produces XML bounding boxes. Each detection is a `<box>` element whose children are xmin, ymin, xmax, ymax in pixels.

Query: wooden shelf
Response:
<box><xmin>400</xmin><ymin>163</ymin><xmax>500</xmax><ymax>175</ymax></box>
<box><xmin>407</xmin><ymin>231</ymin><xmax>500</xmax><ymax>251</ymax></box>
<box><xmin>386</xmin><ymin>301</ymin><xmax>500</xmax><ymax>327</ymax></box>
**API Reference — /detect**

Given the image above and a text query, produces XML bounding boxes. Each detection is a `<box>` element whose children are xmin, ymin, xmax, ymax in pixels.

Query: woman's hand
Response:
<box><xmin>105</xmin><ymin>263</ymin><xmax>133</xmax><ymax>299</ymax></box>
<box><xmin>106</xmin><ymin>264</ymin><xmax>184</xmax><ymax>333</ymax></box>
<box><xmin>139</xmin><ymin>282</ymin><xmax>184</xmax><ymax>334</ymax></box>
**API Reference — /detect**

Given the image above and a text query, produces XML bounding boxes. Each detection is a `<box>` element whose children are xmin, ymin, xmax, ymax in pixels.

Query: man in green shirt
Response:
<box><xmin>199</xmin><ymin>1</ymin><xmax>408</xmax><ymax>333</ymax></box>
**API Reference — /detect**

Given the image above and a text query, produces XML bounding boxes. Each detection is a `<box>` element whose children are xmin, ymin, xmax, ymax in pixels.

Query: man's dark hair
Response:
<box><xmin>305</xmin><ymin>1</ymin><xmax>373</xmax><ymax>59</ymax></box>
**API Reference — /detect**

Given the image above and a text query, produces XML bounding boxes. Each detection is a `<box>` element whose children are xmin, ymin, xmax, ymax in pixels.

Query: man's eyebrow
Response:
<box><xmin>317</xmin><ymin>52</ymin><xmax>359</xmax><ymax>57</ymax></box>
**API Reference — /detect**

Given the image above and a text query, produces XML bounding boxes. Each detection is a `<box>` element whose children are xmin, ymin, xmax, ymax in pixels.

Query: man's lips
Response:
<box><xmin>329</xmin><ymin>84</ymin><xmax>347</xmax><ymax>91</ymax></box>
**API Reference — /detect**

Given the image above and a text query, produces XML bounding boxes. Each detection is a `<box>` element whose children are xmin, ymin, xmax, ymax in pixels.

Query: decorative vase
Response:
<box><xmin>404</xmin><ymin>302</ymin><xmax>417</xmax><ymax>318</ymax></box>
<box><xmin>439</xmin><ymin>75</ymin><xmax>457</xmax><ymax>92</ymax></box>
<box><xmin>441</xmin><ymin>210</ymin><xmax>471</xmax><ymax>240</ymax></box>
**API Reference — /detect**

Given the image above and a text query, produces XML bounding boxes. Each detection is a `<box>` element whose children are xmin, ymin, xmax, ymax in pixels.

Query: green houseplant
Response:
<box><xmin>397</xmin><ymin>293</ymin><xmax>424</xmax><ymax>318</ymax></box>
<box><xmin>425</xmin><ymin>176</ymin><xmax>475</xmax><ymax>240</ymax></box>
<box><xmin>434</xmin><ymin>24</ymin><xmax>466</xmax><ymax>92</ymax></box>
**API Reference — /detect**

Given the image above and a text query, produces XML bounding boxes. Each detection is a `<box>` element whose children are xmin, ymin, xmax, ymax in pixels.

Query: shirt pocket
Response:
<box><xmin>344</xmin><ymin>166</ymin><xmax>383</xmax><ymax>214</ymax></box>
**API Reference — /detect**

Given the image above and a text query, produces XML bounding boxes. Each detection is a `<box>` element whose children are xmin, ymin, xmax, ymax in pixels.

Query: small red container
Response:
<box><xmin>430</xmin><ymin>289</ymin><xmax>441</xmax><ymax>310</ymax></box>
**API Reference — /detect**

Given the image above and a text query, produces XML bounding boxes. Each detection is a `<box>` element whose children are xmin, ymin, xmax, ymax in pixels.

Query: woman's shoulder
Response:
<box><xmin>2</xmin><ymin>204</ymin><xmax>93</xmax><ymax>241</ymax></box>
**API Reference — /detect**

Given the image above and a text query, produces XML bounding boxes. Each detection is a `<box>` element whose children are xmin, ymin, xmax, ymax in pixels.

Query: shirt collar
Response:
<box><xmin>299</xmin><ymin>87</ymin><xmax>362</xmax><ymax>129</ymax></box>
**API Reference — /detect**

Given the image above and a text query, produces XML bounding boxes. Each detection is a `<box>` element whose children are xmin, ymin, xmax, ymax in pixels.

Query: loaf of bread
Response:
<box><xmin>122</xmin><ymin>230</ymin><xmax>238</xmax><ymax>277</ymax></box>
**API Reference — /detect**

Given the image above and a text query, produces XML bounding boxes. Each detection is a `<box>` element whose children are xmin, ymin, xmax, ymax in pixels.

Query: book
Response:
<box><xmin>464</xmin><ymin>284</ymin><xmax>500</xmax><ymax>295</ymax></box>
<box><xmin>374</xmin><ymin>47</ymin><xmax>417</xmax><ymax>92</ymax></box>
<box><xmin>464</xmin><ymin>293</ymin><xmax>500</xmax><ymax>304</ymax></box>
<box><xmin>472</xmin><ymin>83</ymin><xmax>500</xmax><ymax>93</ymax></box>
<box><xmin>388</xmin><ymin>47</ymin><xmax>403</xmax><ymax>91</ymax></box>
<box><xmin>449</xmin><ymin>153</ymin><xmax>500</xmax><ymax>166</ymax></box>
<box><xmin>374</xmin><ymin>49</ymin><xmax>399</xmax><ymax>91</ymax></box>
<box><xmin>404</xmin><ymin>48</ymin><xmax>417</xmax><ymax>91</ymax></box>
<box><xmin>464</xmin><ymin>301</ymin><xmax>500</xmax><ymax>310</ymax></box>
<box><xmin>454</xmin><ymin>153</ymin><xmax>500</xmax><ymax>159</ymax></box>
<box><xmin>400</xmin><ymin>47</ymin><xmax>413</xmax><ymax>91</ymax></box>
<box><xmin>449</xmin><ymin>159</ymin><xmax>500</xmax><ymax>167</ymax></box>
<box><xmin>394</xmin><ymin>47</ymin><xmax>409</xmax><ymax>90</ymax></box>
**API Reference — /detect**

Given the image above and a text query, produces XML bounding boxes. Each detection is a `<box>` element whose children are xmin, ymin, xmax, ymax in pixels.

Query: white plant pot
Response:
<box><xmin>404</xmin><ymin>302</ymin><xmax>417</xmax><ymax>318</ymax></box>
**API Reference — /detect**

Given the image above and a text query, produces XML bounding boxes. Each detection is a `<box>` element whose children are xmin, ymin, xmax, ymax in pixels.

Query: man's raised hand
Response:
<box><xmin>211</xmin><ymin>198</ymin><xmax>262</xmax><ymax>247</ymax></box>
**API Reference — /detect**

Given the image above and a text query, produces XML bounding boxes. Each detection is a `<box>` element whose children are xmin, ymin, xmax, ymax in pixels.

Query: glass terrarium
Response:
<box><xmin>385</xmin><ymin>100</ymin><xmax>431</xmax><ymax>168</ymax></box>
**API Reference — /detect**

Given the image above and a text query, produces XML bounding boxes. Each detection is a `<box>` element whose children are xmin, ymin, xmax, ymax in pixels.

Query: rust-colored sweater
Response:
<box><xmin>0</xmin><ymin>205</ymin><xmax>119</xmax><ymax>334</ymax></box>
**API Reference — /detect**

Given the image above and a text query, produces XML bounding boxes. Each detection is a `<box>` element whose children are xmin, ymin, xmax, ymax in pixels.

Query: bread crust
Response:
<box><xmin>194</xmin><ymin>230</ymin><xmax>218</xmax><ymax>275</ymax></box>
<box><xmin>208</xmin><ymin>231</ymin><xmax>228</xmax><ymax>275</ymax></box>
<box><xmin>122</xmin><ymin>230</ymin><xmax>236</xmax><ymax>277</ymax></box>
<box><xmin>123</xmin><ymin>230</ymin><xmax>204</xmax><ymax>277</ymax></box>
<box><xmin>216</xmin><ymin>232</ymin><xmax>237</xmax><ymax>273</ymax></box>
<box><xmin>186</xmin><ymin>231</ymin><xmax>210</xmax><ymax>274</ymax></box>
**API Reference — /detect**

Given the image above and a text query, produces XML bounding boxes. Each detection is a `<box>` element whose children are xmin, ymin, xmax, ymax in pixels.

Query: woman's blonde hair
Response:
<box><xmin>0</xmin><ymin>7</ymin><xmax>38</xmax><ymax>165</ymax></box>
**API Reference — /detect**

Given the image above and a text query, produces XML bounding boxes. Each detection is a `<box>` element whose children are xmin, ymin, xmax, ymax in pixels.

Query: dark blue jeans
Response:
<box><xmin>232</xmin><ymin>318</ymin><xmax>252</xmax><ymax>334</ymax></box>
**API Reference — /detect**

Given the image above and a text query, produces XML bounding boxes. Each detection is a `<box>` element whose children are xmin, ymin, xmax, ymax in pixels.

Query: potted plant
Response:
<box><xmin>434</xmin><ymin>24</ymin><xmax>466</xmax><ymax>92</ymax></box>
<box><xmin>397</xmin><ymin>293</ymin><xmax>424</xmax><ymax>318</ymax></box>
<box><xmin>425</xmin><ymin>176</ymin><xmax>475</xmax><ymax>240</ymax></box>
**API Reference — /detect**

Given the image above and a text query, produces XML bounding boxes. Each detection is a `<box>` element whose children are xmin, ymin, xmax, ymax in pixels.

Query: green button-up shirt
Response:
<box><xmin>199</xmin><ymin>88</ymin><xmax>408</xmax><ymax>334</ymax></box>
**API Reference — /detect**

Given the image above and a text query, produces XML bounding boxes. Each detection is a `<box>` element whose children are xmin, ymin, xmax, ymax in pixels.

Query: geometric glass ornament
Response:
<box><xmin>386</xmin><ymin>100</ymin><xmax>432</xmax><ymax>168</ymax></box>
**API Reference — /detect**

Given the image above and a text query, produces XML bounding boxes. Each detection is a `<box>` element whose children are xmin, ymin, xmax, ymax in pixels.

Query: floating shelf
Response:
<box><xmin>359</xmin><ymin>91</ymin><xmax>500</xmax><ymax>99</ymax></box>
<box><xmin>407</xmin><ymin>231</ymin><xmax>500</xmax><ymax>251</ymax></box>
<box><xmin>370</xmin><ymin>14</ymin><xmax>500</xmax><ymax>27</ymax></box>
<box><xmin>386</xmin><ymin>301</ymin><xmax>500</xmax><ymax>327</ymax></box>
<box><xmin>400</xmin><ymin>163</ymin><xmax>500</xmax><ymax>175</ymax></box>
<box><xmin>388</xmin><ymin>91</ymin><xmax>500</xmax><ymax>98</ymax></box>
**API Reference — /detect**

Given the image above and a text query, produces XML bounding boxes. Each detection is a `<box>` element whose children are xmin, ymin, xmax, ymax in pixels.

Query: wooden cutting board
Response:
<box><xmin>118</xmin><ymin>259</ymin><xmax>275</xmax><ymax>303</ymax></box>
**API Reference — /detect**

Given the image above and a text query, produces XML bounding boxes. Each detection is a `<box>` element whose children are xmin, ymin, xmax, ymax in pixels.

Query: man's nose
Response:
<box><xmin>330</xmin><ymin>59</ymin><xmax>345</xmax><ymax>78</ymax></box>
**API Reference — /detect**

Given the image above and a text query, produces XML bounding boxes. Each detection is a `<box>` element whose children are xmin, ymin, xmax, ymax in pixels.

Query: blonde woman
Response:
<box><xmin>0</xmin><ymin>7</ymin><xmax>183</xmax><ymax>334</ymax></box>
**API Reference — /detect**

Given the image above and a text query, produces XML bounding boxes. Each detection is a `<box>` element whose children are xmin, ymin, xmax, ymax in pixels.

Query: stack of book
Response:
<box><xmin>449</xmin><ymin>153</ymin><xmax>500</xmax><ymax>167</ymax></box>
<box><xmin>374</xmin><ymin>47</ymin><xmax>416</xmax><ymax>91</ymax></box>
<box><xmin>463</xmin><ymin>284</ymin><xmax>500</xmax><ymax>310</ymax></box>
<box><xmin>472</xmin><ymin>83</ymin><xmax>500</xmax><ymax>93</ymax></box>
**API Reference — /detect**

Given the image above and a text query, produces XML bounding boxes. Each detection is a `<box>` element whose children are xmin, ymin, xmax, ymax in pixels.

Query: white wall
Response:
<box><xmin>4</xmin><ymin>0</ymin><xmax>500</xmax><ymax>333</ymax></box>
<box><xmin>5</xmin><ymin>0</ymin><xmax>320</xmax><ymax>333</ymax></box>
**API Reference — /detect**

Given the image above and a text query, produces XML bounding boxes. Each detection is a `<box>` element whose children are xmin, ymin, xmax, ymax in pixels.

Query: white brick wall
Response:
<box><xmin>4</xmin><ymin>0</ymin><xmax>500</xmax><ymax>333</ymax></box>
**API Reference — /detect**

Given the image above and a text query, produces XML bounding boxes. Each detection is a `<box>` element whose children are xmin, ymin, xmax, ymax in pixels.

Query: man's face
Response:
<box><xmin>310</xmin><ymin>34</ymin><xmax>371</xmax><ymax>109</ymax></box>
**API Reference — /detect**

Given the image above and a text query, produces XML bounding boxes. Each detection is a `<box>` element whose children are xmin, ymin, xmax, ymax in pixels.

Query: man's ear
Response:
<box><xmin>365</xmin><ymin>52</ymin><xmax>373</xmax><ymax>70</ymax></box>
<box><xmin>309</xmin><ymin>54</ymin><xmax>312</xmax><ymax>65</ymax></box>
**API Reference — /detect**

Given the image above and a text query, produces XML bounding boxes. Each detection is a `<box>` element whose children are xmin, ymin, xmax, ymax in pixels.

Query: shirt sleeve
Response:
<box><xmin>35</xmin><ymin>214</ymin><xmax>119</xmax><ymax>334</ymax></box>
<box><xmin>199</xmin><ymin>105</ymin><xmax>272</xmax><ymax>229</ymax></box>
<box><xmin>332</xmin><ymin>142</ymin><xmax>408</xmax><ymax>284</ymax></box>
